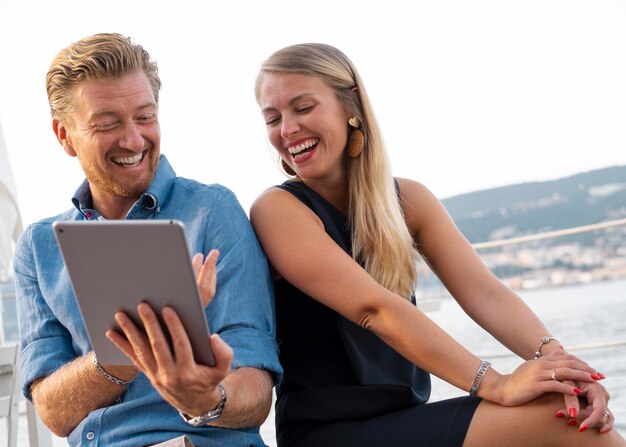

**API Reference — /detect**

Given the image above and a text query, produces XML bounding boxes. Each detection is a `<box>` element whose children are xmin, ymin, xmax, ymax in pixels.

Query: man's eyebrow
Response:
<box><xmin>135</xmin><ymin>101</ymin><xmax>158</xmax><ymax>111</ymax></box>
<box><xmin>90</xmin><ymin>109</ymin><xmax>116</xmax><ymax>119</ymax></box>
<box><xmin>90</xmin><ymin>102</ymin><xmax>157</xmax><ymax>118</ymax></box>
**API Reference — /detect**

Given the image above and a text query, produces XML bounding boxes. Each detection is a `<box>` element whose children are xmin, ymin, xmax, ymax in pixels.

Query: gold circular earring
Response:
<box><xmin>347</xmin><ymin>117</ymin><xmax>364</xmax><ymax>158</ymax></box>
<box><xmin>281</xmin><ymin>158</ymin><xmax>297</xmax><ymax>176</ymax></box>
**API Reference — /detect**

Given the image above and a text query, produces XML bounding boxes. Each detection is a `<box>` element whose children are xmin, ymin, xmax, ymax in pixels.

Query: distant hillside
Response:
<box><xmin>441</xmin><ymin>165</ymin><xmax>626</xmax><ymax>244</ymax></box>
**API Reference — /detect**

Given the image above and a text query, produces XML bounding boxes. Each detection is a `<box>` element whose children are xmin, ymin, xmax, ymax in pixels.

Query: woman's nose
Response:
<box><xmin>281</xmin><ymin>116</ymin><xmax>300</xmax><ymax>139</ymax></box>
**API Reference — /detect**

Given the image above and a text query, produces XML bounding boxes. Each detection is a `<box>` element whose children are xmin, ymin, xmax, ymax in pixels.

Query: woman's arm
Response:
<box><xmin>398</xmin><ymin>178</ymin><xmax>614</xmax><ymax>429</ymax></box>
<box><xmin>250</xmin><ymin>187</ymin><xmax>596</xmax><ymax>406</ymax></box>
<box><xmin>397</xmin><ymin>178</ymin><xmax>559</xmax><ymax>359</ymax></box>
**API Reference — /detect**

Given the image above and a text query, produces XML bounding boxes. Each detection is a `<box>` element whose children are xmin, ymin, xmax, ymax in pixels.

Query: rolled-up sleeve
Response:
<box><xmin>13</xmin><ymin>223</ymin><xmax>80</xmax><ymax>399</ymax></box>
<box><xmin>201</xmin><ymin>188</ymin><xmax>282</xmax><ymax>383</ymax></box>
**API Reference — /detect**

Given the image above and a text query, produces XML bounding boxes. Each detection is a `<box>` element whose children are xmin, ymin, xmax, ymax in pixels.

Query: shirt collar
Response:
<box><xmin>71</xmin><ymin>154</ymin><xmax>176</xmax><ymax>220</ymax></box>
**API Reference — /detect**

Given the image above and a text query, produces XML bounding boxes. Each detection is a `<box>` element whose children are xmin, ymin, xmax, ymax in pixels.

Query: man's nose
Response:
<box><xmin>119</xmin><ymin>123</ymin><xmax>145</xmax><ymax>150</ymax></box>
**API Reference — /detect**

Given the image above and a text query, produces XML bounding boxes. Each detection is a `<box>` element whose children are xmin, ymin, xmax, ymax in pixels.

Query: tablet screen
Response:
<box><xmin>54</xmin><ymin>219</ymin><xmax>215</xmax><ymax>366</ymax></box>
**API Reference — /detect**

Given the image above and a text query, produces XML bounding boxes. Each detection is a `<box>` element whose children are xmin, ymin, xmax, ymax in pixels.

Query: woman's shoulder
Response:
<box><xmin>395</xmin><ymin>177</ymin><xmax>448</xmax><ymax>232</ymax></box>
<box><xmin>395</xmin><ymin>177</ymin><xmax>440</xmax><ymax>205</ymax></box>
<box><xmin>251</xmin><ymin>184</ymin><xmax>320</xmax><ymax>223</ymax></box>
<box><xmin>252</xmin><ymin>184</ymin><xmax>298</xmax><ymax>210</ymax></box>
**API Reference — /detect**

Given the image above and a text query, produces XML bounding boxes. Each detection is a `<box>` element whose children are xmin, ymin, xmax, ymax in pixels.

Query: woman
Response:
<box><xmin>250</xmin><ymin>43</ymin><xmax>625</xmax><ymax>446</ymax></box>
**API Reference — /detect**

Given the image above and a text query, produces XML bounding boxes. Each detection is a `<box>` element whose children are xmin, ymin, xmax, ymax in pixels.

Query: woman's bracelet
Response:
<box><xmin>469</xmin><ymin>360</ymin><xmax>491</xmax><ymax>397</ymax></box>
<box><xmin>534</xmin><ymin>336</ymin><xmax>559</xmax><ymax>359</ymax></box>
<box><xmin>92</xmin><ymin>353</ymin><xmax>133</xmax><ymax>386</ymax></box>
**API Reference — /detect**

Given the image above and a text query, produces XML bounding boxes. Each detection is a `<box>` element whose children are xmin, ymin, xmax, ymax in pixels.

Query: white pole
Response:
<box><xmin>0</xmin><ymin>118</ymin><xmax>23</xmax><ymax>345</ymax></box>
<box><xmin>0</xmin><ymin>285</ymin><xmax>4</xmax><ymax>345</ymax></box>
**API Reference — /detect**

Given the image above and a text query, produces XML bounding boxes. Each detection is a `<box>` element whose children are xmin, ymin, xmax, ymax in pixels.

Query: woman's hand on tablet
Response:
<box><xmin>192</xmin><ymin>249</ymin><xmax>219</xmax><ymax>307</ymax></box>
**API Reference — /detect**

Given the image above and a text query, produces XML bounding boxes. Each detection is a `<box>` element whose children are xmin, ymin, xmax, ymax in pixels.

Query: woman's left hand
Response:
<box><xmin>555</xmin><ymin>379</ymin><xmax>614</xmax><ymax>433</ymax></box>
<box><xmin>545</xmin><ymin>347</ymin><xmax>610</xmax><ymax>432</ymax></box>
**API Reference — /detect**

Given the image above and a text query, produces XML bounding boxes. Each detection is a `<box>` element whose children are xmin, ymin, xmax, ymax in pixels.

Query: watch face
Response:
<box><xmin>181</xmin><ymin>408</ymin><xmax>222</xmax><ymax>426</ymax></box>
<box><xmin>180</xmin><ymin>384</ymin><xmax>227</xmax><ymax>426</ymax></box>
<box><xmin>189</xmin><ymin>413</ymin><xmax>218</xmax><ymax>426</ymax></box>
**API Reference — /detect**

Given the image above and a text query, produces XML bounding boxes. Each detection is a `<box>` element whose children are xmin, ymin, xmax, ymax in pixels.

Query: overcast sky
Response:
<box><xmin>1</xmin><ymin>0</ymin><xmax>624</xmax><ymax>226</ymax></box>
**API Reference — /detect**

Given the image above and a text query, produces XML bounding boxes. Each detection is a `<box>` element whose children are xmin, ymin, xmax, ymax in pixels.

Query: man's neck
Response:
<box><xmin>91</xmin><ymin>193</ymin><xmax>140</xmax><ymax>220</ymax></box>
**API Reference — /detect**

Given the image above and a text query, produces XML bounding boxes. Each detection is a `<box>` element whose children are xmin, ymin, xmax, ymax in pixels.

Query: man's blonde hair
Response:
<box><xmin>256</xmin><ymin>43</ymin><xmax>418</xmax><ymax>299</ymax></box>
<box><xmin>46</xmin><ymin>33</ymin><xmax>161</xmax><ymax>120</ymax></box>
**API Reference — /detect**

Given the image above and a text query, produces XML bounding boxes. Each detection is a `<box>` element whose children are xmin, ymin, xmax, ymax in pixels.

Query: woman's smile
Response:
<box><xmin>287</xmin><ymin>138</ymin><xmax>319</xmax><ymax>162</ymax></box>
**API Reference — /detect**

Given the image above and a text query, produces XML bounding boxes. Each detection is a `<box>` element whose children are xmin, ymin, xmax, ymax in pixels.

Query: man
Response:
<box><xmin>13</xmin><ymin>33</ymin><xmax>281</xmax><ymax>446</ymax></box>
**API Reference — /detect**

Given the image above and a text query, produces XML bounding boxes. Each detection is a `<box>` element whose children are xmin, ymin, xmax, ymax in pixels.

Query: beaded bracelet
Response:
<box><xmin>534</xmin><ymin>336</ymin><xmax>559</xmax><ymax>359</ymax></box>
<box><xmin>469</xmin><ymin>360</ymin><xmax>491</xmax><ymax>397</ymax></box>
<box><xmin>92</xmin><ymin>354</ymin><xmax>133</xmax><ymax>386</ymax></box>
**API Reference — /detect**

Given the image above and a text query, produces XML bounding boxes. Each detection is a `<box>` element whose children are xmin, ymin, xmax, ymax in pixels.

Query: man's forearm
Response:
<box><xmin>211</xmin><ymin>367</ymin><xmax>274</xmax><ymax>428</ymax></box>
<box><xmin>32</xmin><ymin>353</ymin><xmax>138</xmax><ymax>437</ymax></box>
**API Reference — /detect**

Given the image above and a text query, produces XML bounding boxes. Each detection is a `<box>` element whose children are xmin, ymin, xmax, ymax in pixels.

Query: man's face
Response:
<box><xmin>55</xmin><ymin>70</ymin><xmax>161</xmax><ymax>207</ymax></box>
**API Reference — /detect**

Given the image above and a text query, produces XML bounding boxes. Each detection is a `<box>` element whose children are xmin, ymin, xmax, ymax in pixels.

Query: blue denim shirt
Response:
<box><xmin>14</xmin><ymin>155</ymin><xmax>282</xmax><ymax>447</ymax></box>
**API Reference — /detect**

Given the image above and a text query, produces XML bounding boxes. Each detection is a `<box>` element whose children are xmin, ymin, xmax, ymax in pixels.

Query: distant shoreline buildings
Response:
<box><xmin>417</xmin><ymin>227</ymin><xmax>626</xmax><ymax>295</ymax></box>
<box><xmin>482</xmin><ymin>238</ymin><xmax>626</xmax><ymax>291</ymax></box>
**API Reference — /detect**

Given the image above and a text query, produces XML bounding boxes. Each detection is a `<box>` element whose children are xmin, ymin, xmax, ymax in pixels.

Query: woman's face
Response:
<box><xmin>259</xmin><ymin>72</ymin><xmax>350</xmax><ymax>182</ymax></box>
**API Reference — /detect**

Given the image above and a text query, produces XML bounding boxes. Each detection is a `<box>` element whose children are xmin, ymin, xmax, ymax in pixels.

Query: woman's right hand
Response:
<box><xmin>495</xmin><ymin>348</ymin><xmax>601</xmax><ymax>407</ymax></box>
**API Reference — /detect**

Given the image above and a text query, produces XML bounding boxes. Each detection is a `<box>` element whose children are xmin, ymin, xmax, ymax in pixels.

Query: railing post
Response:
<box><xmin>25</xmin><ymin>399</ymin><xmax>53</xmax><ymax>447</ymax></box>
<box><xmin>0</xmin><ymin>285</ymin><xmax>5</xmax><ymax>345</ymax></box>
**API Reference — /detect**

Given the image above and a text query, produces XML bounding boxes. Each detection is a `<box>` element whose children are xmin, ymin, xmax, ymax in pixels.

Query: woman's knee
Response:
<box><xmin>464</xmin><ymin>394</ymin><xmax>625</xmax><ymax>447</ymax></box>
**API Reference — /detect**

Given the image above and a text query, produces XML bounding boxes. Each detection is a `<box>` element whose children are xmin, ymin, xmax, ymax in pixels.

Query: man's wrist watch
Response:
<box><xmin>179</xmin><ymin>383</ymin><xmax>227</xmax><ymax>426</ymax></box>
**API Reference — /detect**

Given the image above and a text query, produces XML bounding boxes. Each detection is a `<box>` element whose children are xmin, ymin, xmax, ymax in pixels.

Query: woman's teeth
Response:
<box><xmin>288</xmin><ymin>138</ymin><xmax>319</xmax><ymax>155</ymax></box>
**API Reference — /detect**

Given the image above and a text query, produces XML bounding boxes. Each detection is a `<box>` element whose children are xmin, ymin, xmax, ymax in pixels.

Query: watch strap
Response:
<box><xmin>179</xmin><ymin>383</ymin><xmax>227</xmax><ymax>426</ymax></box>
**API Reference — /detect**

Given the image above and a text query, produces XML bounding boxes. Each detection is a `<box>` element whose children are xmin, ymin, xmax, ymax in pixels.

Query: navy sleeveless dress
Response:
<box><xmin>274</xmin><ymin>180</ymin><xmax>481</xmax><ymax>446</ymax></box>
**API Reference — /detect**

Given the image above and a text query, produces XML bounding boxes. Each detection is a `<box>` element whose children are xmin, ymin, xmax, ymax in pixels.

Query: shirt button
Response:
<box><xmin>86</xmin><ymin>432</ymin><xmax>95</xmax><ymax>440</ymax></box>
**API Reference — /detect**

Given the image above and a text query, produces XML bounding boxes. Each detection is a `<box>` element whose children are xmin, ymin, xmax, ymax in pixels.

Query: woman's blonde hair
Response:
<box><xmin>46</xmin><ymin>33</ymin><xmax>161</xmax><ymax>121</ymax></box>
<box><xmin>255</xmin><ymin>43</ymin><xmax>418</xmax><ymax>299</ymax></box>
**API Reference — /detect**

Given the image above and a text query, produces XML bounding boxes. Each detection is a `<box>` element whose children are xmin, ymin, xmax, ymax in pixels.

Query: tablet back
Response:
<box><xmin>53</xmin><ymin>220</ymin><xmax>215</xmax><ymax>366</ymax></box>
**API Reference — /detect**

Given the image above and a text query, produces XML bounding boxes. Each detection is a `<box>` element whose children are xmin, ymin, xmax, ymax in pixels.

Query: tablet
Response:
<box><xmin>53</xmin><ymin>219</ymin><xmax>215</xmax><ymax>366</ymax></box>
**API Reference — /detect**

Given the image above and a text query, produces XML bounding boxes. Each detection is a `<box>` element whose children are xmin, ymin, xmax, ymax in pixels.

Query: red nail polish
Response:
<box><xmin>579</xmin><ymin>426</ymin><xmax>588</xmax><ymax>433</ymax></box>
<box><xmin>591</xmin><ymin>373</ymin><xmax>601</xmax><ymax>380</ymax></box>
<box><xmin>573</xmin><ymin>387</ymin><xmax>583</xmax><ymax>395</ymax></box>
<box><xmin>568</xmin><ymin>419</ymin><xmax>578</xmax><ymax>426</ymax></box>
<box><xmin>598</xmin><ymin>372</ymin><xmax>606</xmax><ymax>379</ymax></box>
<box><xmin>554</xmin><ymin>411</ymin><xmax>566</xmax><ymax>418</ymax></box>
<box><xmin>569</xmin><ymin>408</ymin><xmax>577</xmax><ymax>418</ymax></box>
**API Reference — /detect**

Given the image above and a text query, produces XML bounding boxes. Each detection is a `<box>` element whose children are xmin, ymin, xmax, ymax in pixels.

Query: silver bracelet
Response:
<box><xmin>469</xmin><ymin>360</ymin><xmax>491</xmax><ymax>397</ymax></box>
<box><xmin>534</xmin><ymin>336</ymin><xmax>559</xmax><ymax>359</ymax></box>
<box><xmin>92</xmin><ymin>354</ymin><xmax>133</xmax><ymax>386</ymax></box>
